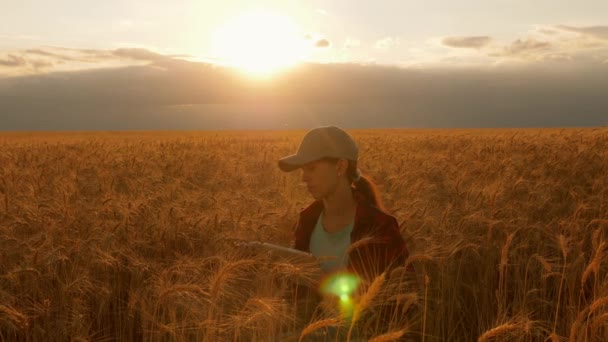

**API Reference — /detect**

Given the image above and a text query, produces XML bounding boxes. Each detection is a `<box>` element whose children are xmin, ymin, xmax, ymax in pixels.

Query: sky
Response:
<box><xmin>1</xmin><ymin>0</ymin><xmax>608</xmax><ymax>130</ymax></box>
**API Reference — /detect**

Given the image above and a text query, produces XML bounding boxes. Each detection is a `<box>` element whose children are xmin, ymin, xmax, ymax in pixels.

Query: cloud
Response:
<box><xmin>375</xmin><ymin>37</ymin><xmax>400</xmax><ymax>50</ymax></box>
<box><xmin>41</xmin><ymin>47</ymin><xmax>169</xmax><ymax>63</ymax></box>
<box><xmin>431</xmin><ymin>24</ymin><xmax>608</xmax><ymax>66</ymax></box>
<box><xmin>503</xmin><ymin>38</ymin><xmax>552</xmax><ymax>55</ymax></box>
<box><xmin>1</xmin><ymin>57</ymin><xmax>607</xmax><ymax>130</ymax></box>
<box><xmin>442</xmin><ymin>36</ymin><xmax>492</xmax><ymax>49</ymax></box>
<box><xmin>0</xmin><ymin>52</ymin><xmax>54</xmax><ymax>75</ymax></box>
<box><xmin>112</xmin><ymin>48</ymin><xmax>170</xmax><ymax>61</ymax></box>
<box><xmin>538</xmin><ymin>28</ymin><xmax>559</xmax><ymax>36</ymax></box>
<box><xmin>0</xmin><ymin>54</ymin><xmax>26</xmax><ymax>67</ymax></box>
<box><xmin>36</xmin><ymin>47</ymin><xmax>116</xmax><ymax>61</ymax></box>
<box><xmin>0</xmin><ymin>47</ymin><xmax>179</xmax><ymax>77</ymax></box>
<box><xmin>344</xmin><ymin>38</ymin><xmax>361</xmax><ymax>49</ymax></box>
<box><xmin>29</xmin><ymin>60</ymin><xmax>54</xmax><ymax>69</ymax></box>
<box><xmin>484</xmin><ymin>25</ymin><xmax>608</xmax><ymax>64</ymax></box>
<box><xmin>303</xmin><ymin>34</ymin><xmax>331</xmax><ymax>48</ymax></box>
<box><xmin>484</xmin><ymin>38</ymin><xmax>555</xmax><ymax>61</ymax></box>
<box><xmin>556</xmin><ymin>25</ymin><xmax>608</xmax><ymax>40</ymax></box>
<box><xmin>314</xmin><ymin>39</ymin><xmax>331</xmax><ymax>48</ymax></box>
<box><xmin>24</xmin><ymin>48</ymin><xmax>97</xmax><ymax>63</ymax></box>
<box><xmin>25</xmin><ymin>49</ymin><xmax>67</xmax><ymax>58</ymax></box>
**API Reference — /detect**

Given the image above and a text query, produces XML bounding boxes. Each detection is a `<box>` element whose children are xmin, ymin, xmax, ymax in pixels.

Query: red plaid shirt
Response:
<box><xmin>292</xmin><ymin>190</ymin><xmax>415</xmax><ymax>283</ymax></box>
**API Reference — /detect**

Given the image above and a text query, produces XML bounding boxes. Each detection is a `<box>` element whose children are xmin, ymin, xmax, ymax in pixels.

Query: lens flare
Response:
<box><xmin>320</xmin><ymin>272</ymin><xmax>361</xmax><ymax>318</ymax></box>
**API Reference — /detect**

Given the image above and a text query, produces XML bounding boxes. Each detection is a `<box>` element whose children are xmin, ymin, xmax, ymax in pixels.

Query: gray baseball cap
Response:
<box><xmin>278</xmin><ymin>126</ymin><xmax>358</xmax><ymax>172</ymax></box>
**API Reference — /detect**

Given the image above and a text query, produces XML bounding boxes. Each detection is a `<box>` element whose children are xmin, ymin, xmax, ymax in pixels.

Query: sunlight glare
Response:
<box><xmin>212</xmin><ymin>10</ymin><xmax>309</xmax><ymax>77</ymax></box>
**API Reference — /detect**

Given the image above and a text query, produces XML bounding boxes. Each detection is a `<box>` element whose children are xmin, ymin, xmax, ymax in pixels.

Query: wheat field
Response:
<box><xmin>1</xmin><ymin>128</ymin><xmax>607</xmax><ymax>341</ymax></box>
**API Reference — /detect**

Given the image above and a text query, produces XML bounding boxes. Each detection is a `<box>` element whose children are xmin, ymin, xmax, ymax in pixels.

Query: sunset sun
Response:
<box><xmin>212</xmin><ymin>10</ymin><xmax>309</xmax><ymax>76</ymax></box>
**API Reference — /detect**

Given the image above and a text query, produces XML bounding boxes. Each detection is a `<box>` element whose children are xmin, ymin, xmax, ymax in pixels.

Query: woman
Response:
<box><xmin>278</xmin><ymin>126</ymin><xmax>418</xmax><ymax>338</ymax></box>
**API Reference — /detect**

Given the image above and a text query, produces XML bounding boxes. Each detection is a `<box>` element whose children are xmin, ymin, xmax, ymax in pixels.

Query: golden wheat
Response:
<box><xmin>367</xmin><ymin>328</ymin><xmax>407</xmax><ymax>342</ymax></box>
<box><xmin>0</xmin><ymin>128</ymin><xmax>607</xmax><ymax>341</ymax></box>
<box><xmin>298</xmin><ymin>318</ymin><xmax>341</xmax><ymax>342</ymax></box>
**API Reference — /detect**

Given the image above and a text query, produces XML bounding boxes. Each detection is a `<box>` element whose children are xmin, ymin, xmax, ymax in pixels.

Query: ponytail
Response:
<box><xmin>347</xmin><ymin>161</ymin><xmax>384</xmax><ymax>210</ymax></box>
<box><xmin>320</xmin><ymin>157</ymin><xmax>385</xmax><ymax>210</ymax></box>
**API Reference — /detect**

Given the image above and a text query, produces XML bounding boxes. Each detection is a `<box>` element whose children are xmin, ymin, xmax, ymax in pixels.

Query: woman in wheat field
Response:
<box><xmin>278</xmin><ymin>125</ymin><xmax>418</xmax><ymax>340</ymax></box>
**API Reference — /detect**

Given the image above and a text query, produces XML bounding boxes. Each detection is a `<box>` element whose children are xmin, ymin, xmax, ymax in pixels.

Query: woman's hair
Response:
<box><xmin>321</xmin><ymin>157</ymin><xmax>384</xmax><ymax>210</ymax></box>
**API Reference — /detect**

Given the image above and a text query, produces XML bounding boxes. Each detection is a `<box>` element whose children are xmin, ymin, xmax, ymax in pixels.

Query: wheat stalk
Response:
<box><xmin>477</xmin><ymin>323</ymin><xmax>518</xmax><ymax>342</ymax></box>
<box><xmin>347</xmin><ymin>272</ymin><xmax>386</xmax><ymax>342</ymax></box>
<box><xmin>298</xmin><ymin>318</ymin><xmax>340</xmax><ymax>342</ymax></box>
<box><xmin>368</xmin><ymin>328</ymin><xmax>407</xmax><ymax>342</ymax></box>
<box><xmin>553</xmin><ymin>234</ymin><xmax>568</xmax><ymax>333</ymax></box>
<box><xmin>0</xmin><ymin>304</ymin><xmax>29</xmax><ymax>330</ymax></box>
<box><xmin>581</xmin><ymin>241</ymin><xmax>606</xmax><ymax>287</ymax></box>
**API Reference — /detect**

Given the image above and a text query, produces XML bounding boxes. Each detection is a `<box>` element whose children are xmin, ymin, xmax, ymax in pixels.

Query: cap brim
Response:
<box><xmin>278</xmin><ymin>154</ymin><xmax>310</xmax><ymax>172</ymax></box>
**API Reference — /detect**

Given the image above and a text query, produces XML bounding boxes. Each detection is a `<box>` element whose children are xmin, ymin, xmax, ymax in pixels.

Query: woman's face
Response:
<box><xmin>301</xmin><ymin>158</ymin><xmax>347</xmax><ymax>200</ymax></box>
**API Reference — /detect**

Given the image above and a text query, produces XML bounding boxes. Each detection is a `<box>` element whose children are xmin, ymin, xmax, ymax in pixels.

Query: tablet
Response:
<box><xmin>231</xmin><ymin>240</ymin><xmax>324</xmax><ymax>287</ymax></box>
<box><xmin>235</xmin><ymin>240</ymin><xmax>318</xmax><ymax>263</ymax></box>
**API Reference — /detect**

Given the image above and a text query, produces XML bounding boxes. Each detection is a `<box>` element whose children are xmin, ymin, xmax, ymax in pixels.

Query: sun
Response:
<box><xmin>212</xmin><ymin>10</ymin><xmax>309</xmax><ymax>77</ymax></box>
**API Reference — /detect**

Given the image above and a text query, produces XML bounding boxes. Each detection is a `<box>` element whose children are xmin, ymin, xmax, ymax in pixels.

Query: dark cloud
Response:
<box><xmin>442</xmin><ymin>36</ymin><xmax>492</xmax><ymax>49</ymax></box>
<box><xmin>0</xmin><ymin>54</ymin><xmax>27</xmax><ymax>67</ymax></box>
<box><xmin>314</xmin><ymin>39</ymin><xmax>331</xmax><ymax>48</ymax></box>
<box><xmin>557</xmin><ymin>25</ymin><xmax>608</xmax><ymax>40</ymax></box>
<box><xmin>1</xmin><ymin>57</ymin><xmax>607</xmax><ymax>130</ymax></box>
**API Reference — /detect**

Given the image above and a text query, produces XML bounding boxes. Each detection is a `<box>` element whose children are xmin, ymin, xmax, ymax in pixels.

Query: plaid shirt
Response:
<box><xmin>292</xmin><ymin>190</ymin><xmax>415</xmax><ymax>283</ymax></box>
